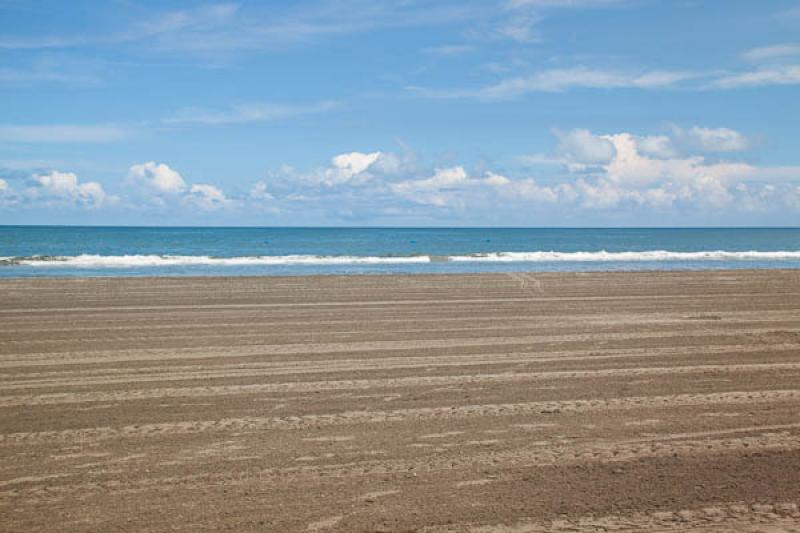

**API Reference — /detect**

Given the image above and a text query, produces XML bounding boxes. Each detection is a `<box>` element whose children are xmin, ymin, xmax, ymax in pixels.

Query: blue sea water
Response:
<box><xmin>1</xmin><ymin>226</ymin><xmax>800</xmax><ymax>277</ymax></box>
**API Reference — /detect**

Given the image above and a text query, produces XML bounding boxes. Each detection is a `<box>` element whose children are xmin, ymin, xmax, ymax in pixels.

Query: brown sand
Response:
<box><xmin>1</xmin><ymin>270</ymin><xmax>800</xmax><ymax>532</ymax></box>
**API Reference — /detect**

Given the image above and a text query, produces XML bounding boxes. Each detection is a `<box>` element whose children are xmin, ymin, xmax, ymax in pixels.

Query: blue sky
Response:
<box><xmin>1</xmin><ymin>0</ymin><xmax>799</xmax><ymax>226</ymax></box>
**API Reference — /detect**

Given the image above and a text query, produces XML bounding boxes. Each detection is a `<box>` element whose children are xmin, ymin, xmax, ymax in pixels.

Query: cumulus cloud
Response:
<box><xmin>242</xmin><ymin>130</ymin><xmax>800</xmax><ymax>222</ymax></box>
<box><xmin>126</xmin><ymin>161</ymin><xmax>230</xmax><ymax>210</ymax></box>
<box><xmin>25</xmin><ymin>170</ymin><xmax>109</xmax><ymax>208</ymax></box>
<box><xmin>393</xmin><ymin>166</ymin><xmax>469</xmax><ymax>193</ymax></box>
<box><xmin>127</xmin><ymin>161</ymin><xmax>187</xmax><ymax>194</ymax></box>
<box><xmin>307</xmin><ymin>151</ymin><xmax>403</xmax><ymax>187</ymax></box>
<box><xmin>491</xmin><ymin>174</ymin><xmax>563</xmax><ymax>203</ymax></box>
<box><xmin>634</xmin><ymin>135</ymin><xmax>677</xmax><ymax>159</ymax></box>
<box><xmin>602</xmin><ymin>132</ymin><xmax>754</xmax><ymax>195</ymax></box>
<box><xmin>573</xmin><ymin>178</ymin><xmax>630</xmax><ymax>209</ymax></box>
<box><xmin>556</xmin><ymin>129</ymin><xmax>617</xmax><ymax>168</ymax></box>
<box><xmin>513</xmin><ymin>126</ymin><xmax>800</xmax><ymax>213</ymax></box>
<box><xmin>329</xmin><ymin>152</ymin><xmax>382</xmax><ymax>182</ymax></box>
<box><xmin>391</xmin><ymin>166</ymin><xmax>472</xmax><ymax>206</ymax></box>
<box><xmin>0</xmin><ymin>178</ymin><xmax>16</xmax><ymax>206</ymax></box>
<box><xmin>249</xmin><ymin>181</ymin><xmax>273</xmax><ymax>201</ymax></box>
<box><xmin>187</xmin><ymin>184</ymin><xmax>230</xmax><ymax>210</ymax></box>
<box><xmin>389</xmin><ymin>166</ymin><xmax>560</xmax><ymax>208</ymax></box>
<box><xmin>390</xmin><ymin>166</ymin><xmax>524</xmax><ymax>208</ymax></box>
<box><xmin>670</xmin><ymin>125</ymin><xmax>749</xmax><ymax>152</ymax></box>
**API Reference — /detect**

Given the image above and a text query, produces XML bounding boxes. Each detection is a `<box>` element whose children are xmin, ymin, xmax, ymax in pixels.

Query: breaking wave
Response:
<box><xmin>2</xmin><ymin>250</ymin><xmax>800</xmax><ymax>268</ymax></box>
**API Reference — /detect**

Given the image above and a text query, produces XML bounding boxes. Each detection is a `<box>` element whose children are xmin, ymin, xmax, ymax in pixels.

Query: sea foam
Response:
<box><xmin>2</xmin><ymin>250</ymin><xmax>800</xmax><ymax>268</ymax></box>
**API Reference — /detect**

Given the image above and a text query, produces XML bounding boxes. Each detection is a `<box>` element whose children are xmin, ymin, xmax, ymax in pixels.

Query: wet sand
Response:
<box><xmin>1</xmin><ymin>270</ymin><xmax>800</xmax><ymax>532</ymax></box>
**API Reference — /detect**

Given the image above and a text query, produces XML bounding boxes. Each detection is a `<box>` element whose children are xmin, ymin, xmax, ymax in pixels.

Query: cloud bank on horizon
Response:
<box><xmin>0</xmin><ymin>0</ymin><xmax>799</xmax><ymax>226</ymax></box>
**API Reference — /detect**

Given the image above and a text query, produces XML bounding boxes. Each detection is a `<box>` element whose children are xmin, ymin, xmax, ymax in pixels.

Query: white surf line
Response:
<box><xmin>2</xmin><ymin>390</ymin><xmax>799</xmax><ymax>444</ymax></box>
<box><xmin>3</xmin><ymin>326</ymin><xmax>798</xmax><ymax>367</ymax></box>
<box><xmin>2</xmin><ymin>364</ymin><xmax>800</xmax><ymax>407</ymax></box>
<box><xmin>3</xmin><ymin>343</ymin><xmax>798</xmax><ymax>390</ymax></box>
<box><xmin>7</xmin><ymin>250</ymin><xmax>800</xmax><ymax>266</ymax></box>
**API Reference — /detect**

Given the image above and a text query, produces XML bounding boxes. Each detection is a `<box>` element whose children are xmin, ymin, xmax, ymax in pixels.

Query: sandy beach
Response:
<box><xmin>1</xmin><ymin>270</ymin><xmax>800</xmax><ymax>532</ymax></box>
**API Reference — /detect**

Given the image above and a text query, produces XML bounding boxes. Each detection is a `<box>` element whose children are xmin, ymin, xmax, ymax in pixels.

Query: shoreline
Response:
<box><xmin>1</xmin><ymin>265</ymin><xmax>800</xmax><ymax>281</ymax></box>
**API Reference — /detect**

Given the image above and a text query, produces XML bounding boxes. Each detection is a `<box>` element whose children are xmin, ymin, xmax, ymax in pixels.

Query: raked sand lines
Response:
<box><xmin>2</xmin><ymin>271</ymin><xmax>800</xmax><ymax>532</ymax></box>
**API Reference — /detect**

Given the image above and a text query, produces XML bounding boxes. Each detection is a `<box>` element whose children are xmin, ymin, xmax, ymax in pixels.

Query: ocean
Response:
<box><xmin>1</xmin><ymin>226</ymin><xmax>799</xmax><ymax>277</ymax></box>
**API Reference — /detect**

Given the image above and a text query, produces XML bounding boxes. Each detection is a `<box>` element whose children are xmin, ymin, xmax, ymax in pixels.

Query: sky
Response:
<box><xmin>1</xmin><ymin>0</ymin><xmax>799</xmax><ymax>227</ymax></box>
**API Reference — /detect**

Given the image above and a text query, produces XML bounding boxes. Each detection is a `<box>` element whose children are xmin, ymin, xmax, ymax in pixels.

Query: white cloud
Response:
<box><xmin>163</xmin><ymin>101</ymin><xmax>338</xmax><ymax>125</ymax></box>
<box><xmin>221</xmin><ymin>127</ymin><xmax>800</xmax><ymax>221</ymax></box>
<box><xmin>318</xmin><ymin>151</ymin><xmax>383</xmax><ymax>186</ymax></box>
<box><xmin>484</xmin><ymin>171</ymin><xmax>511</xmax><ymax>187</ymax></box>
<box><xmin>574</xmin><ymin>178</ymin><xmax>629</xmax><ymax>209</ymax></box>
<box><xmin>389</xmin><ymin>166</ymin><xmax>547</xmax><ymax>207</ymax></box>
<box><xmin>25</xmin><ymin>170</ymin><xmax>109</xmax><ymax>208</ymax></box>
<box><xmin>686</xmin><ymin>175</ymin><xmax>733</xmax><ymax>208</ymax></box>
<box><xmin>544</xmin><ymin>126</ymin><xmax>752</xmax><ymax>192</ymax></box>
<box><xmin>414</xmin><ymin>67</ymin><xmax>696</xmax><ymax>100</ymax></box>
<box><xmin>603</xmin><ymin>133</ymin><xmax>677</xmax><ymax>186</ymax></box>
<box><xmin>496</xmin><ymin>11</ymin><xmax>541</xmax><ymax>43</ymax></box>
<box><xmin>125</xmin><ymin>161</ymin><xmax>231</xmax><ymax>211</ymax></box>
<box><xmin>414</xmin><ymin>62</ymin><xmax>800</xmax><ymax>98</ymax></box>
<box><xmin>399</xmin><ymin>166</ymin><xmax>468</xmax><ymax>190</ymax></box>
<box><xmin>391</xmin><ymin>166</ymin><xmax>475</xmax><ymax>207</ymax></box>
<box><xmin>496</xmin><ymin>0</ymin><xmax>626</xmax><ymax>43</ymax></box>
<box><xmin>711</xmin><ymin>65</ymin><xmax>800</xmax><ymax>89</ymax></box>
<box><xmin>332</xmin><ymin>152</ymin><xmax>381</xmax><ymax>179</ymax></box>
<box><xmin>260</xmin><ymin>151</ymin><xmax>411</xmax><ymax>209</ymax></box>
<box><xmin>127</xmin><ymin>161</ymin><xmax>187</xmax><ymax>194</ymax></box>
<box><xmin>634</xmin><ymin>135</ymin><xmax>677</xmax><ymax>159</ymax></box>
<box><xmin>0</xmin><ymin>67</ymin><xmax>100</xmax><ymax>87</ymax></box>
<box><xmin>0</xmin><ymin>178</ymin><xmax>15</xmax><ymax>207</ymax></box>
<box><xmin>483</xmin><ymin>68</ymin><xmax>694</xmax><ymax>97</ymax></box>
<box><xmin>0</xmin><ymin>2</ymin><xmax>478</xmax><ymax>61</ymax></box>
<box><xmin>742</xmin><ymin>44</ymin><xmax>800</xmax><ymax>62</ymax></box>
<box><xmin>556</xmin><ymin>129</ymin><xmax>617</xmax><ymax>167</ymax></box>
<box><xmin>249</xmin><ymin>181</ymin><xmax>273</xmax><ymax>200</ymax></box>
<box><xmin>187</xmin><ymin>184</ymin><xmax>230</xmax><ymax>210</ymax></box>
<box><xmin>492</xmin><ymin>174</ymin><xmax>563</xmax><ymax>203</ymax></box>
<box><xmin>0</xmin><ymin>124</ymin><xmax>131</xmax><ymax>143</ymax></box>
<box><xmin>511</xmin><ymin>127</ymin><xmax>800</xmax><ymax>212</ymax></box>
<box><xmin>602</xmin><ymin>132</ymin><xmax>757</xmax><ymax>191</ymax></box>
<box><xmin>671</xmin><ymin>125</ymin><xmax>749</xmax><ymax>153</ymax></box>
